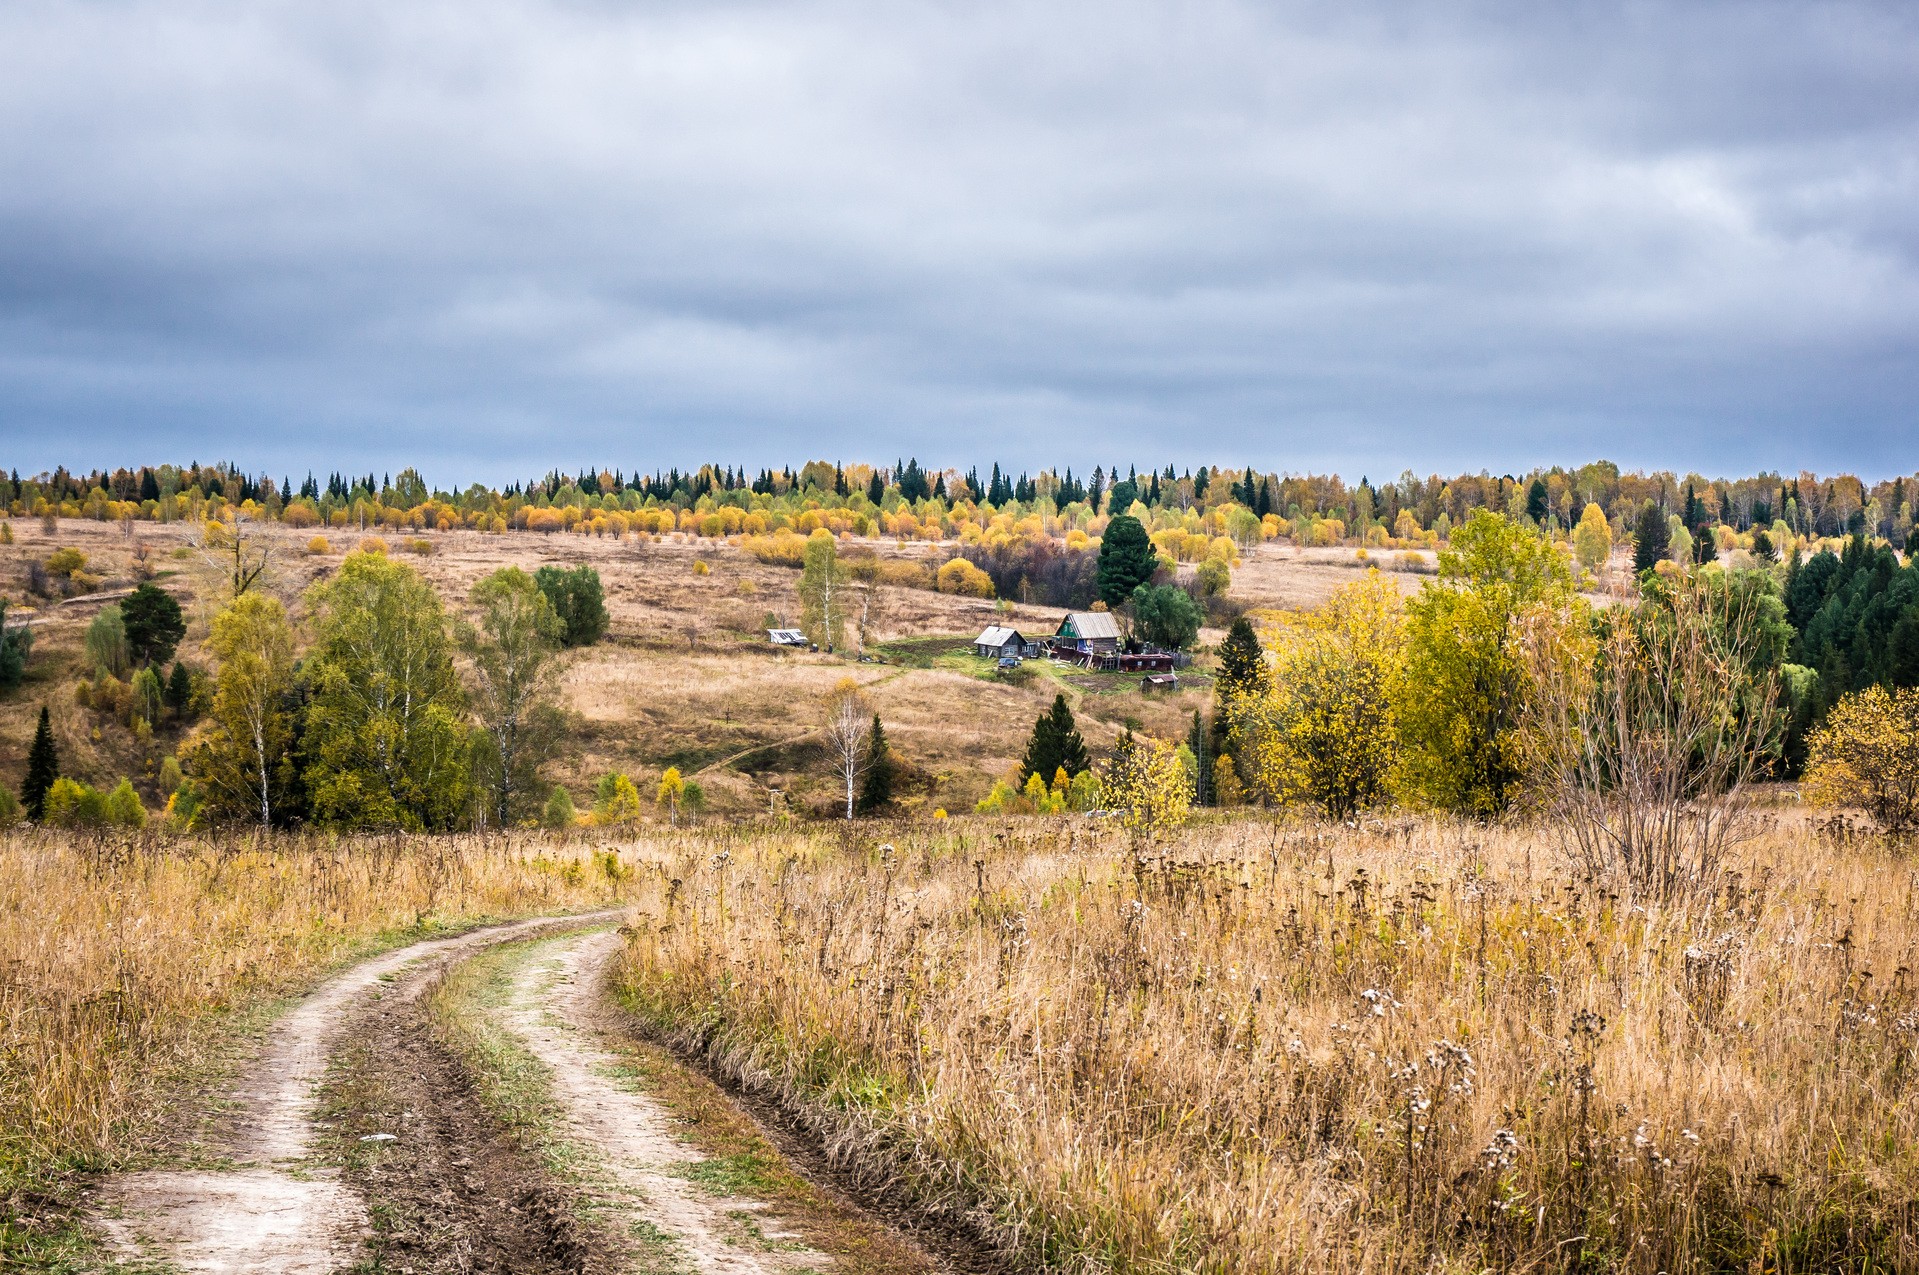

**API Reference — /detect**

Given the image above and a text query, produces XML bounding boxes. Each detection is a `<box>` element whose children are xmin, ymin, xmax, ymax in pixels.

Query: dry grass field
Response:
<box><xmin>0</xmin><ymin>517</ymin><xmax>1365</xmax><ymax>815</ymax></box>
<box><xmin>614</xmin><ymin>811</ymin><xmax>1919</xmax><ymax>1274</ymax></box>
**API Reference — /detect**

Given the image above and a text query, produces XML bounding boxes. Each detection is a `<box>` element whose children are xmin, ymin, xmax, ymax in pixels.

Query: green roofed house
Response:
<box><xmin>1053</xmin><ymin>610</ymin><xmax>1121</xmax><ymax>658</ymax></box>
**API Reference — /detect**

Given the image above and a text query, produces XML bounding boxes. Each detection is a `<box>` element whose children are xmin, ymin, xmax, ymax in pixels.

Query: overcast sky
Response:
<box><xmin>1</xmin><ymin>1</ymin><xmax>1914</xmax><ymax>487</ymax></box>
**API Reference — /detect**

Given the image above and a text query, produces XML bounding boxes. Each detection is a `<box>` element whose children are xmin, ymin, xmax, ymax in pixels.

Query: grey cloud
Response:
<box><xmin>0</xmin><ymin>0</ymin><xmax>1914</xmax><ymax>484</ymax></box>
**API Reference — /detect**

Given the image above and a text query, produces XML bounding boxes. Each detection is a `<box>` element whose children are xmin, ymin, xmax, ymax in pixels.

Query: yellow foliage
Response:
<box><xmin>935</xmin><ymin>558</ymin><xmax>995</xmax><ymax>598</ymax></box>
<box><xmin>1238</xmin><ymin>572</ymin><xmax>1404</xmax><ymax>819</ymax></box>
<box><xmin>1805</xmin><ymin>685</ymin><xmax>1919</xmax><ymax>834</ymax></box>
<box><xmin>306</xmin><ymin>536</ymin><xmax>330</xmax><ymax>555</ymax></box>
<box><xmin>1103</xmin><ymin>736</ymin><xmax>1191</xmax><ymax>830</ymax></box>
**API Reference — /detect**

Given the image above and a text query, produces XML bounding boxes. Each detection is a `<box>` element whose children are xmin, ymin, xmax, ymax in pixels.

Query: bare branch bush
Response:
<box><xmin>1525</xmin><ymin>577</ymin><xmax>1781</xmax><ymax>898</ymax></box>
<box><xmin>190</xmin><ymin>510</ymin><xmax>273</xmax><ymax>600</ymax></box>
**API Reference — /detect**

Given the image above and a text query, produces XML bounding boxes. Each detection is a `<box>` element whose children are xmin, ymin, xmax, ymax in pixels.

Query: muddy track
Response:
<box><xmin>91</xmin><ymin>911</ymin><xmax>621</xmax><ymax>1273</ymax></box>
<box><xmin>321</xmin><ymin>943</ymin><xmax>608</xmax><ymax>1273</ymax></box>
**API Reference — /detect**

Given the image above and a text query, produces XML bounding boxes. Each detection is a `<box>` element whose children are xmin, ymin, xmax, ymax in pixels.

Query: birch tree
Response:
<box><xmin>461</xmin><ymin>567</ymin><xmax>565</xmax><ymax>829</ymax></box>
<box><xmin>823</xmin><ymin>678</ymin><xmax>871</xmax><ymax>819</ymax></box>
<box><xmin>303</xmin><ymin>550</ymin><xmax>470</xmax><ymax>830</ymax></box>
<box><xmin>187</xmin><ymin>592</ymin><xmax>296</xmax><ymax>826</ymax></box>
<box><xmin>798</xmin><ymin>530</ymin><xmax>847</xmax><ymax>651</ymax></box>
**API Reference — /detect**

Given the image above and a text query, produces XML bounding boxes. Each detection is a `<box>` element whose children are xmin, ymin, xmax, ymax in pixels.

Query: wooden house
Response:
<box><xmin>1052</xmin><ymin>611</ymin><xmax>1122</xmax><ymax>661</ymax></box>
<box><xmin>974</xmin><ymin>626</ymin><xmax>1039</xmax><ymax>659</ymax></box>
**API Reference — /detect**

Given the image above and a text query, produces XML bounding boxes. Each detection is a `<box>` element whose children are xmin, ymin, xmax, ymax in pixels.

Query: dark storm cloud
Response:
<box><xmin>0</xmin><ymin>0</ymin><xmax>1914</xmax><ymax>483</ymax></box>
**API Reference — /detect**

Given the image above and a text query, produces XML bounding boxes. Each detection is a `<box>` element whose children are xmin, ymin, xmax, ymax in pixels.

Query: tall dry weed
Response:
<box><xmin>616</xmin><ymin>814</ymin><xmax>1919</xmax><ymax>1273</ymax></box>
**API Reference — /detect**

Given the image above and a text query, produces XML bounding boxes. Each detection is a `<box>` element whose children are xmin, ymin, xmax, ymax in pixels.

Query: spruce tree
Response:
<box><xmin>1212</xmin><ymin>616</ymin><xmax>1269</xmax><ymax>754</ymax></box>
<box><xmin>1021</xmin><ymin>693</ymin><xmax>1089</xmax><ymax>785</ymax></box>
<box><xmin>165</xmin><ymin>661</ymin><xmax>194</xmax><ymax>714</ymax></box>
<box><xmin>1632</xmin><ymin>503</ymin><xmax>1671</xmax><ymax>573</ymax></box>
<box><xmin>856</xmin><ymin>715</ymin><xmax>894</xmax><ymax>813</ymax></box>
<box><xmin>22</xmin><ymin>706</ymin><xmax>57</xmax><ymax>822</ymax></box>
<box><xmin>1187</xmin><ymin>709</ymin><xmax>1212</xmax><ymax>806</ymax></box>
<box><xmin>1095</xmin><ymin>515</ymin><xmax>1159</xmax><ymax>607</ymax></box>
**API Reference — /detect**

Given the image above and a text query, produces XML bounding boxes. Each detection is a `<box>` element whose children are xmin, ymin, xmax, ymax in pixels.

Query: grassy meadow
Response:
<box><xmin>613</xmin><ymin>812</ymin><xmax>1919</xmax><ymax>1274</ymax></box>
<box><xmin>0</xmin><ymin>518</ymin><xmax>1408</xmax><ymax>817</ymax></box>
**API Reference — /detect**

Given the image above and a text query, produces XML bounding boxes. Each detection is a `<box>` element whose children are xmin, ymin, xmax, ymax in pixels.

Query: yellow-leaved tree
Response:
<box><xmin>1572</xmin><ymin>501</ymin><xmax>1613</xmax><ymax>574</ymax></box>
<box><xmin>657</xmin><ymin>766</ymin><xmax>685</xmax><ymax>826</ymax></box>
<box><xmin>1805</xmin><ymin>685</ymin><xmax>1919</xmax><ymax>836</ymax></box>
<box><xmin>1237</xmin><ymin>571</ymin><xmax>1405</xmax><ymax>819</ymax></box>
<box><xmin>1102</xmin><ymin>732</ymin><xmax>1191</xmax><ymax>831</ymax></box>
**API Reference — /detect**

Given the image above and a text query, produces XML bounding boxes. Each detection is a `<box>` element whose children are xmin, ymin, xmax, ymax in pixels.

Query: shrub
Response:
<box><xmin>0</xmin><ymin>599</ymin><xmax>32</xmax><ymax>690</ymax></box>
<box><xmin>307</xmin><ymin>536</ymin><xmax>331</xmax><ymax>555</ymax></box>
<box><xmin>42</xmin><ymin>778</ymin><xmax>106</xmax><ymax>828</ymax></box>
<box><xmin>534</xmin><ymin>564</ymin><xmax>608</xmax><ymax>647</ymax></box>
<box><xmin>935</xmin><ymin>558</ymin><xmax>996</xmax><ymax>598</ymax></box>
<box><xmin>0</xmin><ymin>785</ymin><xmax>19</xmax><ymax>828</ymax></box>
<box><xmin>102</xmin><ymin>779</ymin><xmax>147</xmax><ymax>829</ymax></box>
<box><xmin>45</xmin><ymin>547</ymin><xmax>87</xmax><ymax>579</ymax></box>
<box><xmin>1805</xmin><ymin>685</ymin><xmax>1919</xmax><ymax>836</ymax></box>
<box><xmin>406</xmin><ymin>538</ymin><xmax>433</xmax><ymax>556</ymax></box>
<box><xmin>358</xmin><ymin>536</ymin><xmax>388</xmax><ymax>555</ymax></box>
<box><xmin>542</xmin><ymin>785</ymin><xmax>576</xmax><ymax>829</ymax></box>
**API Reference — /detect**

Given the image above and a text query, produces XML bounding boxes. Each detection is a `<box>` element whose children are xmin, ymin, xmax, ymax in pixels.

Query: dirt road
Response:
<box><xmin>88</xmin><ymin>913</ymin><xmax>949</xmax><ymax>1274</ymax></box>
<box><xmin>91</xmin><ymin>912</ymin><xmax>619</xmax><ymax>1273</ymax></box>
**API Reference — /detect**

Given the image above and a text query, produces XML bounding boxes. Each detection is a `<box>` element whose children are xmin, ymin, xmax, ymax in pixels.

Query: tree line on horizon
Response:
<box><xmin>5</xmin><ymin>457</ymin><xmax>1915</xmax><ymax>548</ymax></box>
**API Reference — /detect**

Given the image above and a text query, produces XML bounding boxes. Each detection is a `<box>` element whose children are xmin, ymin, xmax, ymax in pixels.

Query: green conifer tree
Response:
<box><xmin>856</xmin><ymin>715</ymin><xmax>894</xmax><ymax>813</ymax></box>
<box><xmin>1633</xmin><ymin>502</ymin><xmax>1671</xmax><ymax>574</ymax></box>
<box><xmin>22</xmin><ymin>706</ymin><xmax>58</xmax><ymax>822</ymax></box>
<box><xmin>1095</xmin><ymin>515</ymin><xmax>1159</xmax><ymax>607</ymax></box>
<box><xmin>1021</xmin><ymin>693</ymin><xmax>1090</xmax><ymax>785</ymax></box>
<box><xmin>1187</xmin><ymin>709</ymin><xmax>1213</xmax><ymax>806</ymax></box>
<box><xmin>1212</xmin><ymin>615</ymin><xmax>1269</xmax><ymax>754</ymax></box>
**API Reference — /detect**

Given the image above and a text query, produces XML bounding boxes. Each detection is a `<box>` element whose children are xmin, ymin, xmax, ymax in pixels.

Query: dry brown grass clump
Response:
<box><xmin>616</xmin><ymin>813</ymin><xmax>1919</xmax><ymax>1273</ymax></box>
<box><xmin>0</xmin><ymin>828</ymin><xmax>643</xmax><ymax>1201</ymax></box>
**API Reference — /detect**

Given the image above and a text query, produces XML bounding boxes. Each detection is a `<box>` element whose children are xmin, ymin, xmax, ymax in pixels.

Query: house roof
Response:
<box><xmin>975</xmin><ymin>626</ymin><xmax>1026</xmax><ymax>647</ymax></box>
<box><xmin>1058</xmin><ymin>611</ymin><xmax>1121</xmax><ymax>641</ymax></box>
<box><xmin>767</xmin><ymin>628</ymin><xmax>807</xmax><ymax>644</ymax></box>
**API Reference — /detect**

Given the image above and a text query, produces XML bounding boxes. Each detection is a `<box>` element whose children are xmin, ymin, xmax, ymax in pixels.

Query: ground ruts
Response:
<box><xmin>597</xmin><ymin>961</ymin><xmax>1014</xmax><ymax>1275</ymax></box>
<box><xmin>320</xmin><ymin>966</ymin><xmax>609</xmax><ymax>1274</ymax></box>
<box><xmin>498</xmin><ymin>930</ymin><xmax>829</xmax><ymax>1274</ymax></box>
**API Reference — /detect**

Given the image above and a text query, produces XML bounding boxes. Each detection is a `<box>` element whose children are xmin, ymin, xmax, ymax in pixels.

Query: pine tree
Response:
<box><xmin>856</xmin><ymin>715</ymin><xmax>894</xmax><ymax>813</ymax></box>
<box><xmin>121</xmin><ymin>582</ymin><xmax>186</xmax><ymax>667</ymax></box>
<box><xmin>867</xmin><ymin>471</ymin><xmax>885</xmax><ymax>504</ymax></box>
<box><xmin>1021</xmin><ymin>693</ymin><xmax>1090</xmax><ymax>785</ymax></box>
<box><xmin>22</xmin><ymin>706</ymin><xmax>57</xmax><ymax>822</ymax></box>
